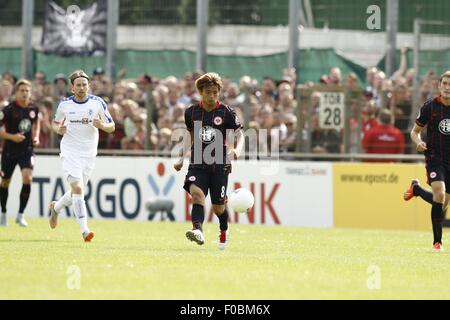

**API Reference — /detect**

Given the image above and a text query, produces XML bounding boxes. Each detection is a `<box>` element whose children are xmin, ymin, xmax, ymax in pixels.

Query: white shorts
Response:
<box><xmin>61</xmin><ymin>154</ymin><xmax>96</xmax><ymax>186</ymax></box>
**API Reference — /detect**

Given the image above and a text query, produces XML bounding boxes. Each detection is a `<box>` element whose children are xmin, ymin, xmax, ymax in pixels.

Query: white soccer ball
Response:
<box><xmin>228</xmin><ymin>188</ymin><xmax>254</xmax><ymax>213</ymax></box>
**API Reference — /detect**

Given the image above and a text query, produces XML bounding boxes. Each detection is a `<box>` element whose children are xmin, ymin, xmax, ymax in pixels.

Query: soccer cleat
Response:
<box><xmin>48</xmin><ymin>201</ymin><xmax>58</xmax><ymax>229</ymax></box>
<box><xmin>185</xmin><ymin>229</ymin><xmax>205</xmax><ymax>245</ymax></box>
<box><xmin>15</xmin><ymin>215</ymin><xmax>28</xmax><ymax>227</ymax></box>
<box><xmin>83</xmin><ymin>231</ymin><xmax>95</xmax><ymax>242</ymax></box>
<box><xmin>403</xmin><ymin>179</ymin><xmax>419</xmax><ymax>201</ymax></box>
<box><xmin>218</xmin><ymin>230</ymin><xmax>229</xmax><ymax>250</ymax></box>
<box><xmin>432</xmin><ymin>242</ymin><xmax>444</xmax><ymax>252</ymax></box>
<box><xmin>0</xmin><ymin>214</ymin><xmax>7</xmax><ymax>227</ymax></box>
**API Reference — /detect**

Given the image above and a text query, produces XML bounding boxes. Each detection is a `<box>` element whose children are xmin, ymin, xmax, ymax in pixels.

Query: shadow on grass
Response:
<box><xmin>0</xmin><ymin>239</ymin><xmax>73</xmax><ymax>243</ymax></box>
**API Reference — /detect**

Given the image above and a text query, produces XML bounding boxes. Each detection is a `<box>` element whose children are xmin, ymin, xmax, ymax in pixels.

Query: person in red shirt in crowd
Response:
<box><xmin>361</xmin><ymin>100</ymin><xmax>379</xmax><ymax>135</ymax></box>
<box><xmin>361</xmin><ymin>109</ymin><xmax>404</xmax><ymax>162</ymax></box>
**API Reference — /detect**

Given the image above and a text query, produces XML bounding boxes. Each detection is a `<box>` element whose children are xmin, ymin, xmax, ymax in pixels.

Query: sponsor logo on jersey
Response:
<box><xmin>439</xmin><ymin>119</ymin><xmax>450</xmax><ymax>135</ymax></box>
<box><xmin>18</xmin><ymin>119</ymin><xmax>32</xmax><ymax>133</ymax></box>
<box><xmin>199</xmin><ymin>126</ymin><xmax>216</xmax><ymax>143</ymax></box>
<box><xmin>82</xmin><ymin>118</ymin><xmax>89</xmax><ymax>124</ymax></box>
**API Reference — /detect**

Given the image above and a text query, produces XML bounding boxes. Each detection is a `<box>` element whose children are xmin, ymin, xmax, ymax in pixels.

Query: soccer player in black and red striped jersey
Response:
<box><xmin>0</xmin><ymin>79</ymin><xmax>40</xmax><ymax>227</ymax></box>
<box><xmin>407</xmin><ymin>70</ymin><xmax>450</xmax><ymax>252</ymax></box>
<box><xmin>174</xmin><ymin>72</ymin><xmax>244</xmax><ymax>250</ymax></box>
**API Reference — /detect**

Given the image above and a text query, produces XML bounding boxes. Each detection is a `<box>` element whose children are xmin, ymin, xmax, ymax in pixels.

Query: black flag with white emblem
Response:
<box><xmin>41</xmin><ymin>0</ymin><xmax>107</xmax><ymax>56</ymax></box>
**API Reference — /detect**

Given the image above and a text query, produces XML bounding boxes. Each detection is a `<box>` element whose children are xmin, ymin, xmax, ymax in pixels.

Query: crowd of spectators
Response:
<box><xmin>0</xmin><ymin>49</ymin><xmax>442</xmax><ymax>160</ymax></box>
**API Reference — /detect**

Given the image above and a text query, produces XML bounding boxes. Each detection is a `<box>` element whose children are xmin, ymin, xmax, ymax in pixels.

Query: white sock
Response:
<box><xmin>55</xmin><ymin>191</ymin><xmax>72</xmax><ymax>212</ymax></box>
<box><xmin>72</xmin><ymin>194</ymin><xmax>89</xmax><ymax>234</ymax></box>
<box><xmin>17</xmin><ymin>213</ymin><xmax>24</xmax><ymax>219</ymax></box>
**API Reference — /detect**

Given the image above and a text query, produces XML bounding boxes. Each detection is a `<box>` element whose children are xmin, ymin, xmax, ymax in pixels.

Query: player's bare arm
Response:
<box><xmin>52</xmin><ymin>119</ymin><xmax>66</xmax><ymax>136</ymax></box>
<box><xmin>32</xmin><ymin>117</ymin><xmax>40</xmax><ymax>147</ymax></box>
<box><xmin>0</xmin><ymin>129</ymin><xmax>26</xmax><ymax>143</ymax></box>
<box><xmin>228</xmin><ymin>129</ymin><xmax>244</xmax><ymax>160</ymax></box>
<box><xmin>174</xmin><ymin>129</ymin><xmax>193</xmax><ymax>171</ymax></box>
<box><xmin>410</xmin><ymin>123</ymin><xmax>427</xmax><ymax>152</ymax></box>
<box><xmin>93</xmin><ymin>117</ymin><xmax>115</xmax><ymax>133</ymax></box>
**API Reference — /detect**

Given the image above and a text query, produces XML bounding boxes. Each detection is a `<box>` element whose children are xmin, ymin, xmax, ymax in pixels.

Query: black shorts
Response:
<box><xmin>183</xmin><ymin>165</ymin><xmax>231</xmax><ymax>205</ymax></box>
<box><xmin>0</xmin><ymin>152</ymin><xmax>35</xmax><ymax>179</ymax></box>
<box><xmin>426</xmin><ymin>161</ymin><xmax>450</xmax><ymax>191</ymax></box>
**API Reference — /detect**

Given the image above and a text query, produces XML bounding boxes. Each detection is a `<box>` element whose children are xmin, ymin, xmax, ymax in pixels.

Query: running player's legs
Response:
<box><xmin>427</xmin><ymin>163</ymin><xmax>445</xmax><ymax>246</ymax></box>
<box><xmin>209</xmin><ymin>169</ymin><xmax>230</xmax><ymax>249</ymax></box>
<box><xmin>0</xmin><ymin>155</ymin><xmax>18</xmax><ymax>218</ymax></box>
<box><xmin>17</xmin><ymin>153</ymin><xmax>34</xmax><ymax>223</ymax></box>
<box><xmin>183</xmin><ymin>167</ymin><xmax>209</xmax><ymax>244</ymax></box>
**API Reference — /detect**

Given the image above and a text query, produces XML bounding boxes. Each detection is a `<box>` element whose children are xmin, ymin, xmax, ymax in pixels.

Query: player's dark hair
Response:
<box><xmin>439</xmin><ymin>71</ymin><xmax>450</xmax><ymax>83</ymax></box>
<box><xmin>69</xmin><ymin>70</ymin><xmax>90</xmax><ymax>85</ymax></box>
<box><xmin>195</xmin><ymin>73</ymin><xmax>223</xmax><ymax>93</ymax></box>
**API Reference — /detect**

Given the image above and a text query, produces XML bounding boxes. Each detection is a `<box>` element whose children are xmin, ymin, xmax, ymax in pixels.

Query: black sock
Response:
<box><xmin>0</xmin><ymin>187</ymin><xmax>8</xmax><ymax>213</ymax></box>
<box><xmin>191</xmin><ymin>204</ymin><xmax>204</xmax><ymax>231</ymax></box>
<box><xmin>216</xmin><ymin>209</ymin><xmax>229</xmax><ymax>231</ymax></box>
<box><xmin>431</xmin><ymin>202</ymin><xmax>444</xmax><ymax>244</ymax></box>
<box><xmin>413</xmin><ymin>185</ymin><xmax>433</xmax><ymax>204</ymax></box>
<box><xmin>19</xmin><ymin>184</ymin><xmax>31</xmax><ymax>214</ymax></box>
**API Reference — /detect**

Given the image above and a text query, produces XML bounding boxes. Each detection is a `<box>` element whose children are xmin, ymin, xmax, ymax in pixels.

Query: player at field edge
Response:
<box><xmin>0</xmin><ymin>79</ymin><xmax>40</xmax><ymax>227</ymax></box>
<box><xmin>174</xmin><ymin>72</ymin><xmax>245</xmax><ymax>250</ymax></box>
<box><xmin>406</xmin><ymin>70</ymin><xmax>450</xmax><ymax>252</ymax></box>
<box><xmin>49</xmin><ymin>70</ymin><xmax>115</xmax><ymax>242</ymax></box>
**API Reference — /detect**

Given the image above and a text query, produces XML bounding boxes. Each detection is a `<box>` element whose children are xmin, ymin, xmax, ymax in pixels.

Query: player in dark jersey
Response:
<box><xmin>0</xmin><ymin>79</ymin><xmax>40</xmax><ymax>227</ymax></box>
<box><xmin>174</xmin><ymin>72</ymin><xmax>244</xmax><ymax>250</ymax></box>
<box><xmin>407</xmin><ymin>70</ymin><xmax>450</xmax><ymax>252</ymax></box>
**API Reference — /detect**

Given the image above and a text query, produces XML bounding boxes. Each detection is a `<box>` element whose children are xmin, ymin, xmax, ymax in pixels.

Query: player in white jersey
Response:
<box><xmin>48</xmin><ymin>70</ymin><xmax>115</xmax><ymax>242</ymax></box>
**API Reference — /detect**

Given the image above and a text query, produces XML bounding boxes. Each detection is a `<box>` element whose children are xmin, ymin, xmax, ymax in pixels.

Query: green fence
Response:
<box><xmin>1</xmin><ymin>48</ymin><xmax>448</xmax><ymax>84</ymax></box>
<box><xmin>0</xmin><ymin>48</ymin><xmax>367</xmax><ymax>84</ymax></box>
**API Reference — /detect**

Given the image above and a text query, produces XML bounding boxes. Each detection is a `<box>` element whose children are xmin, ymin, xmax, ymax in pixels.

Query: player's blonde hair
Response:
<box><xmin>69</xmin><ymin>70</ymin><xmax>90</xmax><ymax>85</ymax></box>
<box><xmin>14</xmin><ymin>79</ymin><xmax>31</xmax><ymax>91</ymax></box>
<box><xmin>440</xmin><ymin>71</ymin><xmax>450</xmax><ymax>83</ymax></box>
<box><xmin>195</xmin><ymin>72</ymin><xmax>223</xmax><ymax>93</ymax></box>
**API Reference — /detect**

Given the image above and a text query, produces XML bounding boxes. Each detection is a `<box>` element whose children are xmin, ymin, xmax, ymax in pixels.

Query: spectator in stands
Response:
<box><xmin>311</xmin><ymin>114</ymin><xmax>342</xmax><ymax>154</ymax></box>
<box><xmin>391</xmin><ymin>83</ymin><xmax>412</xmax><ymax>151</ymax></box>
<box><xmin>106</xmin><ymin>102</ymin><xmax>125</xmax><ymax>149</ymax></box>
<box><xmin>366</xmin><ymin>66</ymin><xmax>378</xmax><ymax>87</ymax></box>
<box><xmin>53</xmin><ymin>73</ymin><xmax>70</xmax><ymax>100</ymax></box>
<box><xmin>361</xmin><ymin>109</ymin><xmax>405</xmax><ymax>162</ymax></box>
<box><xmin>280</xmin><ymin>113</ymin><xmax>297</xmax><ymax>153</ymax></box>
<box><xmin>33</xmin><ymin>71</ymin><xmax>47</xmax><ymax>86</ymax></box>
<box><xmin>0</xmin><ymin>80</ymin><xmax>13</xmax><ymax>109</ymax></box>
<box><xmin>328</xmin><ymin>67</ymin><xmax>342</xmax><ymax>85</ymax></box>
<box><xmin>36</xmin><ymin>97</ymin><xmax>53</xmax><ymax>149</ymax></box>
<box><xmin>1</xmin><ymin>72</ymin><xmax>16</xmax><ymax>85</ymax></box>
<box><xmin>259</xmin><ymin>76</ymin><xmax>277</xmax><ymax>106</ymax></box>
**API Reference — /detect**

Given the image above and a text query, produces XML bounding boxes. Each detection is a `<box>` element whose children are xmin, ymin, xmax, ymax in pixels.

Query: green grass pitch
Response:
<box><xmin>0</xmin><ymin>218</ymin><xmax>449</xmax><ymax>299</ymax></box>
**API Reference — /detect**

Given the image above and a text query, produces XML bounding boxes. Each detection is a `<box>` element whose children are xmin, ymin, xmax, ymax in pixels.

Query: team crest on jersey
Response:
<box><xmin>439</xmin><ymin>119</ymin><xmax>450</xmax><ymax>135</ymax></box>
<box><xmin>29</xmin><ymin>110</ymin><xmax>36</xmax><ymax>119</ymax></box>
<box><xmin>430</xmin><ymin>172</ymin><xmax>437</xmax><ymax>179</ymax></box>
<box><xmin>199</xmin><ymin>126</ymin><xmax>216</xmax><ymax>143</ymax></box>
<box><xmin>88</xmin><ymin>109</ymin><xmax>93</xmax><ymax>116</ymax></box>
<box><xmin>188</xmin><ymin>176</ymin><xmax>196</xmax><ymax>182</ymax></box>
<box><xmin>18</xmin><ymin>119</ymin><xmax>32</xmax><ymax>133</ymax></box>
<box><xmin>213</xmin><ymin>116</ymin><xmax>223</xmax><ymax>126</ymax></box>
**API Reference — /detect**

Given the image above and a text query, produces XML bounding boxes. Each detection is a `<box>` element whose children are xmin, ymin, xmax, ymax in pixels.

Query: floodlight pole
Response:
<box><xmin>22</xmin><ymin>0</ymin><xmax>34</xmax><ymax>80</ymax></box>
<box><xmin>106</xmin><ymin>0</ymin><xmax>119</xmax><ymax>81</ymax></box>
<box><xmin>288</xmin><ymin>0</ymin><xmax>300</xmax><ymax>77</ymax></box>
<box><xmin>196</xmin><ymin>0</ymin><xmax>208</xmax><ymax>72</ymax></box>
<box><xmin>385</xmin><ymin>0</ymin><xmax>398</xmax><ymax>77</ymax></box>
